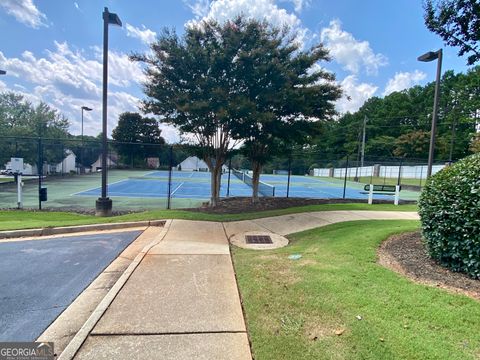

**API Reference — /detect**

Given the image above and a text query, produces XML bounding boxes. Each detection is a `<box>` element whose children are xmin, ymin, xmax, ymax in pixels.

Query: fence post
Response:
<box><xmin>226</xmin><ymin>158</ymin><xmax>232</xmax><ymax>197</ymax></box>
<box><xmin>167</xmin><ymin>146</ymin><xmax>173</xmax><ymax>209</ymax></box>
<box><xmin>342</xmin><ymin>155</ymin><xmax>349</xmax><ymax>199</ymax></box>
<box><xmin>368</xmin><ymin>184</ymin><xmax>373</xmax><ymax>205</ymax></box>
<box><xmin>286</xmin><ymin>157</ymin><xmax>292</xmax><ymax>198</ymax></box>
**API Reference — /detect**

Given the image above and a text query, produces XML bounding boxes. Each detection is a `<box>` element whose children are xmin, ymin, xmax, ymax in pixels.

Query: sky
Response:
<box><xmin>0</xmin><ymin>0</ymin><xmax>470</xmax><ymax>143</ymax></box>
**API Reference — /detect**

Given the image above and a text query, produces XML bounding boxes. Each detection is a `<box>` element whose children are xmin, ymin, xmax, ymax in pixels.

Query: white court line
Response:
<box><xmin>70</xmin><ymin>179</ymin><xmax>129</xmax><ymax>197</ymax></box>
<box><xmin>170</xmin><ymin>182</ymin><xmax>185</xmax><ymax>196</ymax></box>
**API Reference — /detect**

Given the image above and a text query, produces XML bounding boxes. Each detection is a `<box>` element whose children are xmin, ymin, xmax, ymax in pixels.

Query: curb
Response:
<box><xmin>0</xmin><ymin>220</ymin><xmax>166</xmax><ymax>240</ymax></box>
<box><xmin>57</xmin><ymin>219</ymin><xmax>173</xmax><ymax>360</ymax></box>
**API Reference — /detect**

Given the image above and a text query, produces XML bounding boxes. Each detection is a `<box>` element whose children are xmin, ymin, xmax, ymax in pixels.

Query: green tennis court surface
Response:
<box><xmin>0</xmin><ymin>170</ymin><xmax>419</xmax><ymax>211</ymax></box>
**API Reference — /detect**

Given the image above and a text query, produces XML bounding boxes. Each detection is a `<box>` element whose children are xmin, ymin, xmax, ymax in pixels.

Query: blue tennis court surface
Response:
<box><xmin>74</xmin><ymin>170</ymin><xmax>395</xmax><ymax>200</ymax></box>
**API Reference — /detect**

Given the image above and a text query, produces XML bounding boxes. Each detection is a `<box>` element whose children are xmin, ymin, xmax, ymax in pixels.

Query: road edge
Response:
<box><xmin>0</xmin><ymin>220</ymin><xmax>166</xmax><ymax>239</ymax></box>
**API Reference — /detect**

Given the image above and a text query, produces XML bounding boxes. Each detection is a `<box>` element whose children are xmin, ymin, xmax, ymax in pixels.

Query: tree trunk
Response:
<box><xmin>209</xmin><ymin>163</ymin><xmax>223</xmax><ymax>207</ymax></box>
<box><xmin>251</xmin><ymin>160</ymin><xmax>262</xmax><ymax>204</ymax></box>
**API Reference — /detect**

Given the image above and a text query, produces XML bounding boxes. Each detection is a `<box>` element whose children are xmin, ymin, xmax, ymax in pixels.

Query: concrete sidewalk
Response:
<box><xmin>65</xmin><ymin>211</ymin><xmax>418</xmax><ymax>359</ymax></box>
<box><xmin>71</xmin><ymin>220</ymin><xmax>251</xmax><ymax>360</ymax></box>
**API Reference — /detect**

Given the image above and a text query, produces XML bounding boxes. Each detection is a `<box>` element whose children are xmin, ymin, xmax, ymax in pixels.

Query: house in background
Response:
<box><xmin>91</xmin><ymin>154</ymin><xmax>117</xmax><ymax>171</ymax></box>
<box><xmin>54</xmin><ymin>151</ymin><xmax>76</xmax><ymax>174</ymax></box>
<box><xmin>177</xmin><ymin>156</ymin><xmax>209</xmax><ymax>172</ymax></box>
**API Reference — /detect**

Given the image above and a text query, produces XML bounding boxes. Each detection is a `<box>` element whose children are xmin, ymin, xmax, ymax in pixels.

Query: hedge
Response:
<box><xmin>418</xmin><ymin>153</ymin><xmax>480</xmax><ymax>278</ymax></box>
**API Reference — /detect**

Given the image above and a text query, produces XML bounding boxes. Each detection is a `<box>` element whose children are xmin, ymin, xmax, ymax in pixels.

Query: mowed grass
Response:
<box><xmin>0</xmin><ymin>203</ymin><xmax>417</xmax><ymax>231</ymax></box>
<box><xmin>232</xmin><ymin>220</ymin><xmax>480</xmax><ymax>360</ymax></box>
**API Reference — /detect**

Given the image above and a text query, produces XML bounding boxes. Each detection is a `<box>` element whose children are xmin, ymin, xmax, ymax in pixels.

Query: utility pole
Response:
<box><xmin>360</xmin><ymin>115</ymin><xmax>367</xmax><ymax>167</ymax></box>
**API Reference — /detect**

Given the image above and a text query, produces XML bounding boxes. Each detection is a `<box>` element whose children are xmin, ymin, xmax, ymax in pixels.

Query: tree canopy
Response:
<box><xmin>111</xmin><ymin>112</ymin><xmax>165</xmax><ymax>167</ymax></box>
<box><xmin>0</xmin><ymin>92</ymin><xmax>70</xmax><ymax>165</ymax></box>
<box><xmin>424</xmin><ymin>0</ymin><xmax>480</xmax><ymax>65</ymax></box>
<box><xmin>133</xmin><ymin>16</ymin><xmax>341</xmax><ymax>205</ymax></box>
<box><xmin>310</xmin><ymin>66</ymin><xmax>480</xmax><ymax>167</ymax></box>
<box><xmin>231</xmin><ymin>20</ymin><xmax>341</xmax><ymax>201</ymax></box>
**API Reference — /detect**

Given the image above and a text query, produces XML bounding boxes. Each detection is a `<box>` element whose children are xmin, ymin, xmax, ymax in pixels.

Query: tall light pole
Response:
<box><xmin>80</xmin><ymin>106</ymin><xmax>92</xmax><ymax>174</ymax></box>
<box><xmin>418</xmin><ymin>49</ymin><xmax>442</xmax><ymax>178</ymax></box>
<box><xmin>81</xmin><ymin>106</ymin><xmax>92</xmax><ymax>141</ymax></box>
<box><xmin>96</xmin><ymin>7</ymin><xmax>122</xmax><ymax>217</ymax></box>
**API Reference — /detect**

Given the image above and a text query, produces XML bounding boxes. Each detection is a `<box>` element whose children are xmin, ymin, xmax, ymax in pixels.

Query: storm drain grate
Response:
<box><xmin>245</xmin><ymin>235</ymin><xmax>273</xmax><ymax>244</ymax></box>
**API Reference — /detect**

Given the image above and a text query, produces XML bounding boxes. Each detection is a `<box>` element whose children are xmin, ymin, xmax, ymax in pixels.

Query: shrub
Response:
<box><xmin>418</xmin><ymin>153</ymin><xmax>480</xmax><ymax>278</ymax></box>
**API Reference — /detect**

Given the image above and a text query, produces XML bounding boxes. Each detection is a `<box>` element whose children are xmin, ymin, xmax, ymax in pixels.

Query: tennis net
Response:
<box><xmin>232</xmin><ymin>169</ymin><xmax>275</xmax><ymax>197</ymax></box>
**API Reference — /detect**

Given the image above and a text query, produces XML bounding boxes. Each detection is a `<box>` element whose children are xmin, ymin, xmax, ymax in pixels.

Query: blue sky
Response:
<box><xmin>0</xmin><ymin>0</ymin><xmax>470</xmax><ymax>142</ymax></box>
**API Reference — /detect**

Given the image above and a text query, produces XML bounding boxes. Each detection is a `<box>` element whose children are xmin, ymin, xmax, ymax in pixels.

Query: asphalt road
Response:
<box><xmin>0</xmin><ymin>230</ymin><xmax>142</xmax><ymax>341</ymax></box>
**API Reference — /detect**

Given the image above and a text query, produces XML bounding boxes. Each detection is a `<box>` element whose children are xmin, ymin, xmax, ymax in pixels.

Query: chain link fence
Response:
<box><xmin>0</xmin><ymin>136</ymin><xmax>454</xmax><ymax>212</ymax></box>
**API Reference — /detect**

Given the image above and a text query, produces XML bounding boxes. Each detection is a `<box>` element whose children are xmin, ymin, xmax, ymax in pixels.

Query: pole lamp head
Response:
<box><xmin>0</xmin><ymin>70</ymin><xmax>6</xmax><ymax>75</ymax></box>
<box><xmin>81</xmin><ymin>106</ymin><xmax>92</xmax><ymax>112</ymax></box>
<box><xmin>103</xmin><ymin>7</ymin><xmax>122</xmax><ymax>27</ymax></box>
<box><xmin>417</xmin><ymin>50</ymin><xmax>441</xmax><ymax>62</ymax></box>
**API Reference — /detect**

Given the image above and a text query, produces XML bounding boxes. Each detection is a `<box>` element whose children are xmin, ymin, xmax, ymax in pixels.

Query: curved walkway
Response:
<box><xmin>61</xmin><ymin>211</ymin><xmax>419</xmax><ymax>360</ymax></box>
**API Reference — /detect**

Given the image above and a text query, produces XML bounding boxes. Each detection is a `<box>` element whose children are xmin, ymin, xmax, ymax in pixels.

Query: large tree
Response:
<box><xmin>133</xmin><ymin>18</ymin><xmax>257</xmax><ymax>206</ymax></box>
<box><xmin>318</xmin><ymin>67</ymin><xmax>480</xmax><ymax>163</ymax></box>
<box><xmin>424</xmin><ymin>0</ymin><xmax>480</xmax><ymax>65</ymax></box>
<box><xmin>111</xmin><ymin>112</ymin><xmax>165</xmax><ymax>167</ymax></box>
<box><xmin>232</xmin><ymin>20</ymin><xmax>341</xmax><ymax>202</ymax></box>
<box><xmin>0</xmin><ymin>92</ymin><xmax>69</xmax><ymax>165</ymax></box>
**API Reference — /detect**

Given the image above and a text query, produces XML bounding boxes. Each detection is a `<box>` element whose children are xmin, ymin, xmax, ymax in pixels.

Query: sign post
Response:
<box><xmin>11</xmin><ymin>158</ymin><xmax>24</xmax><ymax>209</ymax></box>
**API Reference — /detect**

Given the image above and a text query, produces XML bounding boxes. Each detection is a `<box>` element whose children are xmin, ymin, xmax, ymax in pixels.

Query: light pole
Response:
<box><xmin>96</xmin><ymin>7</ymin><xmax>122</xmax><ymax>217</ymax></box>
<box><xmin>80</xmin><ymin>106</ymin><xmax>92</xmax><ymax>174</ymax></box>
<box><xmin>418</xmin><ymin>49</ymin><xmax>442</xmax><ymax>178</ymax></box>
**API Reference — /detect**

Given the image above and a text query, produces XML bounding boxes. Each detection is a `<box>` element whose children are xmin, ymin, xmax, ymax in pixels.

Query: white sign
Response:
<box><xmin>10</xmin><ymin>157</ymin><xmax>24</xmax><ymax>174</ymax></box>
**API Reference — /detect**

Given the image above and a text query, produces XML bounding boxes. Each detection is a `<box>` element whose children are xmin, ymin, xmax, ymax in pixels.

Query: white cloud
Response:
<box><xmin>74</xmin><ymin>2</ymin><xmax>81</xmax><ymax>11</ymax></box>
<box><xmin>320</xmin><ymin>19</ymin><xmax>387</xmax><ymax>76</ymax></box>
<box><xmin>126</xmin><ymin>24</ymin><xmax>157</xmax><ymax>46</ymax></box>
<box><xmin>336</xmin><ymin>75</ymin><xmax>377</xmax><ymax>114</ymax></box>
<box><xmin>283</xmin><ymin>0</ymin><xmax>309</xmax><ymax>12</ymax></box>
<box><xmin>0</xmin><ymin>0</ymin><xmax>48</xmax><ymax>28</ymax></box>
<box><xmin>0</xmin><ymin>42</ymin><xmax>180</xmax><ymax>142</ymax></box>
<box><xmin>183</xmin><ymin>0</ymin><xmax>211</xmax><ymax>18</ymax></box>
<box><xmin>186</xmin><ymin>0</ymin><xmax>308</xmax><ymax>47</ymax></box>
<box><xmin>383</xmin><ymin>70</ymin><xmax>426</xmax><ymax>96</ymax></box>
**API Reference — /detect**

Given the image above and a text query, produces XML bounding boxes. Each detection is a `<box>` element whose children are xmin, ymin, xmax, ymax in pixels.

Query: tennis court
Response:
<box><xmin>75</xmin><ymin>170</ymin><xmax>416</xmax><ymax>201</ymax></box>
<box><xmin>0</xmin><ymin>169</ymin><xmax>418</xmax><ymax>211</ymax></box>
<box><xmin>75</xmin><ymin>171</ymin><xmax>252</xmax><ymax>199</ymax></box>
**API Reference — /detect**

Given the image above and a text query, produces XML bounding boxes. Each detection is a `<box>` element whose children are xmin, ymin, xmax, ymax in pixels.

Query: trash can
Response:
<box><xmin>39</xmin><ymin>187</ymin><xmax>47</xmax><ymax>202</ymax></box>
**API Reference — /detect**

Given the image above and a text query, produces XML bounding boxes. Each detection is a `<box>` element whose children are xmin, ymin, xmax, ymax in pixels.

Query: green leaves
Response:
<box><xmin>424</xmin><ymin>0</ymin><xmax>480</xmax><ymax>66</ymax></box>
<box><xmin>419</xmin><ymin>153</ymin><xmax>480</xmax><ymax>278</ymax></box>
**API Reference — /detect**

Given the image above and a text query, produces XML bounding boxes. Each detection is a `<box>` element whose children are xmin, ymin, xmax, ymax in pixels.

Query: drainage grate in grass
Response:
<box><xmin>245</xmin><ymin>235</ymin><xmax>273</xmax><ymax>244</ymax></box>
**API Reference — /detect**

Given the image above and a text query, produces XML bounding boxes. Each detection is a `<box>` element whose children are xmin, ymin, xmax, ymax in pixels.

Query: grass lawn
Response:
<box><xmin>232</xmin><ymin>220</ymin><xmax>480</xmax><ymax>360</ymax></box>
<box><xmin>0</xmin><ymin>203</ymin><xmax>417</xmax><ymax>231</ymax></box>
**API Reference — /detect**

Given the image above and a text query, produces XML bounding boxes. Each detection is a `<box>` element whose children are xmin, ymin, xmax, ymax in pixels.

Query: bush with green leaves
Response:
<box><xmin>419</xmin><ymin>153</ymin><xmax>480</xmax><ymax>278</ymax></box>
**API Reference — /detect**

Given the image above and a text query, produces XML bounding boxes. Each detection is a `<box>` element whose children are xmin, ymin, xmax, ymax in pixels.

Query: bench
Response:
<box><xmin>363</xmin><ymin>184</ymin><xmax>401</xmax><ymax>193</ymax></box>
<box><xmin>363</xmin><ymin>184</ymin><xmax>402</xmax><ymax>205</ymax></box>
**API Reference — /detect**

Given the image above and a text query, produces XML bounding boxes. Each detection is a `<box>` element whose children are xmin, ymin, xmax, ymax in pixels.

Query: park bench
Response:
<box><xmin>363</xmin><ymin>184</ymin><xmax>401</xmax><ymax>193</ymax></box>
<box><xmin>363</xmin><ymin>184</ymin><xmax>401</xmax><ymax>205</ymax></box>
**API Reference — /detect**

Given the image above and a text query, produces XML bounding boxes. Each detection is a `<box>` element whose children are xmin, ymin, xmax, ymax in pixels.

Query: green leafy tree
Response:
<box><xmin>318</xmin><ymin>67</ymin><xmax>480</xmax><ymax>162</ymax></box>
<box><xmin>393</xmin><ymin>130</ymin><xmax>431</xmax><ymax>158</ymax></box>
<box><xmin>111</xmin><ymin>112</ymin><xmax>165</xmax><ymax>168</ymax></box>
<box><xmin>424</xmin><ymin>0</ymin><xmax>480</xmax><ymax>65</ymax></box>
<box><xmin>0</xmin><ymin>92</ymin><xmax>69</xmax><ymax>166</ymax></box>
<box><xmin>231</xmin><ymin>19</ymin><xmax>341</xmax><ymax>202</ymax></box>
<box><xmin>132</xmin><ymin>19</ymin><xmax>257</xmax><ymax>206</ymax></box>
